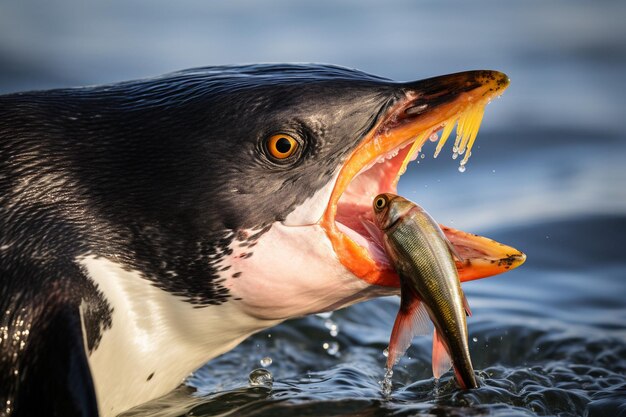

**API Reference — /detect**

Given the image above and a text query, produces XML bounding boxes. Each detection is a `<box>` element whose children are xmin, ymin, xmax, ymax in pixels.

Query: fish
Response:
<box><xmin>368</xmin><ymin>193</ymin><xmax>478</xmax><ymax>389</ymax></box>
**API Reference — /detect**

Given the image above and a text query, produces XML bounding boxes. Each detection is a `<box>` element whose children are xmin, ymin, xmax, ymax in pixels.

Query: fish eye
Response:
<box><xmin>266</xmin><ymin>134</ymin><xmax>298</xmax><ymax>160</ymax></box>
<box><xmin>374</xmin><ymin>196</ymin><xmax>387</xmax><ymax>210</ymax></box>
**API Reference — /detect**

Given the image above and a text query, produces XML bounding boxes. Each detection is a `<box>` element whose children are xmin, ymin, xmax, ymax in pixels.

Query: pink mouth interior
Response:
<box><xmin>335</xmin><ymin>143</ymin><xmax>417</xmax><ymax>267</ymax></box>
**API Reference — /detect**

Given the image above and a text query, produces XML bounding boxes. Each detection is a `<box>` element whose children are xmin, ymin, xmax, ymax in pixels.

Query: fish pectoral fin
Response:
<box><xmin>462</xmin><ymin>290</ymin><xmax>472</xmax><ymax>317</ymax></box>
<box><xmin>386</xmin><ymin>292</ymin><xmax>432</xmax><ymax>369</ymax></box>
<box><xmin>432</xmin><ymin>328</ymin><xmax>453</xmax><ymax>379</ymax></box>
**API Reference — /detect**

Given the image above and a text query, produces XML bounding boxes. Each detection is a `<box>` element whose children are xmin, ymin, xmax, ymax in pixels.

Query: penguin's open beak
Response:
<box><xmin>320</xmin><ymin>70</ymin><xmax>526</xmax><ymax>288</ymax></box>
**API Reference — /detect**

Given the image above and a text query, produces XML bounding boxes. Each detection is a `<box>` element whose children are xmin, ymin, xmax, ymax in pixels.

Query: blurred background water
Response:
<box><xmin>1</xmin><ymin>1</ymin><xmax>625</xmax><ymax>416</ymax></box>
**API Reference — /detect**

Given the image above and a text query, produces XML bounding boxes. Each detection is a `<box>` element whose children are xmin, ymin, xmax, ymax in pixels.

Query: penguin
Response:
<box><xmin>0</xmin><ymin>64</ymin><xmax>524</xmax><ymax>416</ymax></box>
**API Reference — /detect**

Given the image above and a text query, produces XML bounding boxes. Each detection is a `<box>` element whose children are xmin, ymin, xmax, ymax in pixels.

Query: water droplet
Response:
<box><xmin>420</xmin><ymin>153</ymin><xmax>425</xmax><ymax>159</ymax></box>
<box><xmin>458</xmin><ymin>165</ymin><xmax>466</xmax><ymax>173</ymax></box>
<box><xmin>383</xmin><ymin>348</ymin><xmax>389</xmax><ymax>357</ymax></box>
<box><xmin>248</xmin><ymin>368</ymin><xmax>273</xmax><ymax>388</ymax></box>
<box><xmin>322</xmin><ymin>341</ymin><xmax>340</xmax><ymax>356</ymax></box>
<box><xmin>472</xmin><ymin>337</ymin><xmax>478</xmax><ymax>343</ymax></box>
<box><xmin>316</xmin><ymin>311</ymin><xmax>333</xmax><ymax>319</ymax></box>
<box><xmin>492</xmin><ymin>169</ymin><xmax>496</xmax><ymax>173</ymax></box>
<box><xmin>452</xmin><ymin>152</ymin><xmax>459</xmax><ymax>160</ymax></box>
<box><xmin>324</xmin><ymin>319</ymin><xmax>339</xmax><ymax>337</ymax></box>
<box><xmin>259</xmin><ymin>356</ymin><xmax>272</xmax><ymax>367</ymax></box>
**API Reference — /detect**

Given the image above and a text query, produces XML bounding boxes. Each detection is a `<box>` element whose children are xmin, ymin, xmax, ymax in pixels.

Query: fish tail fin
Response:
<box><xmin>432</xmin><ymin>328</ymin><xmax>453</xmax><ymax>379</ymax></box>
<box><xmin>386</xmin><ymin>288</ymin><xmax>431</xmax><ymax>369</ymax></box>
<box><xmin>454</xmin><ymin>367</ymin><xmax>468</xmax><ymax>389</ymax></box>
<box><xmin>433</xmin><ymin>329</ymin><xmax>479</xmax><ymax>390</ymax></box>
<box><xmin>457</xmin><ymin>345</ymin><xmax>479</xmax><ymax>389</ymax></box>
<box><xmin>454</xmin><ymin>366</ymin><xmax>479</xmax><ymax>390</ymax></box>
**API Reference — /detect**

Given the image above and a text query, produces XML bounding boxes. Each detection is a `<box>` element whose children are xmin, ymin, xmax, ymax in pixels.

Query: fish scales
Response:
<box><xmin>370</xmin><ymin>193</ymin><xmax>478</xmax><ymax>389</ymax></box>
<box><xmin>386</xmin><ymin>213</ymin><xmax>467</xmax><ymax>345</ymax></box>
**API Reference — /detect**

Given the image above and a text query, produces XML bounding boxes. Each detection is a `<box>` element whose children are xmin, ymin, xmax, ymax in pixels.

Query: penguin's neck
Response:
<box><xmin>77</xmin><ymin>255</ymin><xmax>278</xmax><ymax>417</ymax></box>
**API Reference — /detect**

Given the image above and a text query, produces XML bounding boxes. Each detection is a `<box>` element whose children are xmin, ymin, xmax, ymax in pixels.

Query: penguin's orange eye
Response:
<box><xmin>266</xmin><ymin>134</ymin><xmax>298</xmax><ymax>159</ymax></box>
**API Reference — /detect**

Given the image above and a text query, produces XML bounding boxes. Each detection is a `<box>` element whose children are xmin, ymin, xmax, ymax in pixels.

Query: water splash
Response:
<box><xmin>248</xmin><ymin>368</ymin><xmax>273</xmax><ymax>388</ymax></box>
<box><xmin>380</xmin><ymin>367</ymin><xmax>393</xmax><ymax>397</ymax></box>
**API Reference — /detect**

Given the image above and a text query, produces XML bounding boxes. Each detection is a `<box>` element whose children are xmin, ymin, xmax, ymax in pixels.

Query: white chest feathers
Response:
<box><xmin>77</xmin><ymin>255</ymin><xmax>277</xmax><ymax>417</ymax></box>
